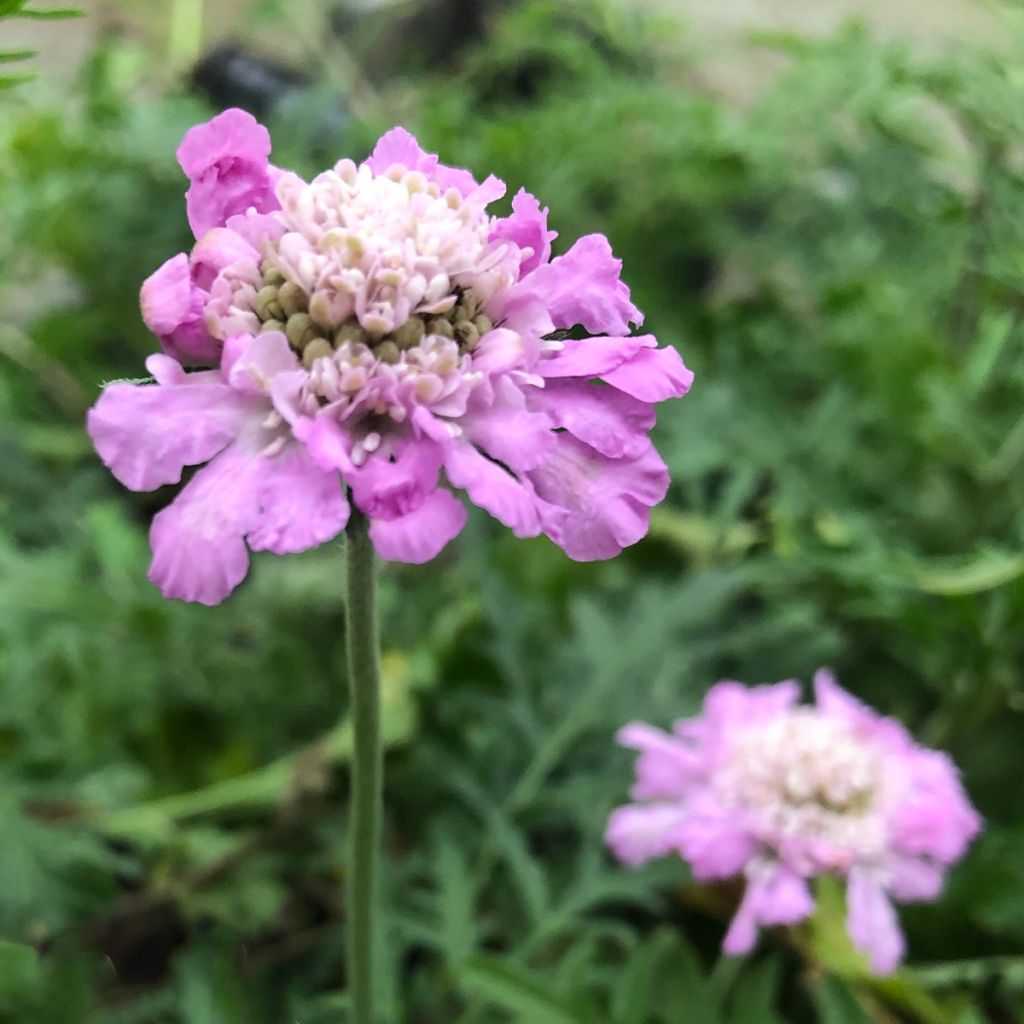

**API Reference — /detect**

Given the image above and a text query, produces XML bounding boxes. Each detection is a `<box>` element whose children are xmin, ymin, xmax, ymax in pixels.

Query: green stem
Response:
<box><xmin>345</xmin><ymin>511</ymin><xmax>383</xmax><ymax>1023</ymax></box>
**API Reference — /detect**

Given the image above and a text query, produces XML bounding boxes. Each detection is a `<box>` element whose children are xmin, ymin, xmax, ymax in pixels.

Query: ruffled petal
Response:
<box><xmin>226</xmin><ymin>331</ymin><xmax>301</xmax><ymax>395</ymax></box>
<box><xmin>177</xmin><ymin>108</ymin><xmax>271</xmax><ymax>178</ymax></box>
<box><xmin>605</xmin><ymin>803</ymin><xmax>688</xmax><ymax>867</ymax></box>
<box><xmin>617</xmin><ymin>722</ymin><xmax>701</xmax><ymax>800</ymax></box>
<box><xmin>293</xmin><ymin>416</ymin><xmax>356</xmax><ymax>474</ymax></box>
<box><xmin>364</xmin><ymin>126</ymin><xmax>486</xmax><ymax>198</ymax></box>
<box><xmin>527</xmin><ymin>434</ymin><xmax>668</xmax><ymax>560</ymax></box>
<box><xmin>528</xmin><ymin>380</ymin><xmax>655</xmax><ymax>460</ymax></box>
<box><xmin>527</xmin><ymin>234</ymin><xmax>642</xmax><ymax>334</ymax></box>
<box><xmin>723</xmin><ymin>866</ymin><xmax>814</xmax><ymax>956</ymax></box>
<box><xmin>147</xmin><ymin>443</ymin><xmax>262</xmax><ymax>605</ymax></box>
<box><xmin>140</xmin><ymin>254</ymin><xmax>220</xmax><ymax>365</ymax></box>
<box><xmin>601</xmin><ymin>345</ymin><xmax>694</xmax><ymax>402</ymax></box>
<box><xmin>247</xmin><ymin>444</ymin><xmax>349</xmax><ymax>554</ymax></box>
<box><xmin>190</xmin><ymin>227</ymin><xmax>260</xmax><ymax>290</ymax></box>
<box><xmin>846</xmin><ymin>867</ymin><xmax>905</xmax><ymax>975</ymax></box>
<box><xmin>537</xmin><ymin>335</ymin><xmax>654</xmax><ymax>380</ymax></box>
<box><xmin>489</xmin><ymin>188</ymin><xmax>557</xmax><ymax>276</ymax></box>
<box><xmin>463</xmin><ymin>403</ymin><xmax>555</xmax><ymax>473</ymax></box>
<box><xmin>470</xmin><ymin>328</ymin><xmax>532</xmax><ymax>376</ymax></box>
<box><xmin>676</xmin><ymin>792</ymin><xmax>758</xmax><ymax>880</ymax></box>
<box><xmin>87</xmin><ymin>356</ymin><xmax>256</xmax><ymax>491</ymax></box>
<box><xmin>886</xmin><ymin>855</ymin><xmax>945</xmax><ymax>903</ymax></box>
<box><xmin>178</xmin><ymin>109</ymin><xmax>278</xmax><ymax>237</ymax></box>
<box><xmin>369</xmin><ymin>488</ymin><xmax>466</xmax><ymax>563</ymax></box>
<box><xmin>444</xmin><ymin>441</ymin><xmax>542</xmax><ymax>537</ymax></box>
<box><xmin>350</xmin><ymin>443</ymin><xmax>443</xmax><ymax>520</ymax></box>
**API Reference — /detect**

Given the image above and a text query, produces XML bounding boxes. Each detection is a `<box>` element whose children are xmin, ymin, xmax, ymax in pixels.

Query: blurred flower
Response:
<box><xmin>605</xmin><ymin>670</ymin><xmax>981</xmax><ymax>974</ymax></box>
<box><xmin>88</xmin><ymin>109</ymin><xmax>692</xmax><ymax>602</ymax></box>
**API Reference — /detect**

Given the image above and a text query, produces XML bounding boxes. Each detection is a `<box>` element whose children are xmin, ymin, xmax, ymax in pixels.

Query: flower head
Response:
<box><xmin>88</xmin><ymin>110</ymin><xmax>692</xmax><ymax>603</ymax></box>
<box><xmin>605</xmin><ymin>670</ymin><xmax>981</xmax><ymax>974</ymax></box>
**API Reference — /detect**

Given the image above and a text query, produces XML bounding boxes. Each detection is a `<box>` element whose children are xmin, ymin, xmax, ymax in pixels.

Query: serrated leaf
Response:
<box><xmin>727</xmin><ymin>959</ymin><xmax>785</xmax><ymax>1024</ymax></box>
<box><xmin>14</xmin><ymin>6</ymin><xmax>83</xmax><ymax>18</ymax></box>
<box><xmin>458</xmin><ymin>956</ymin><xmax>584</xmax><ymax>1024</ymax></box>
<box><xmin>811</xmin><ymin>975</ymin><xmax>872</xmax><ymax>1024</ymax></box>
<box><xmin>913</xmin><ymin>549</ymin><xmax>1024</xmax><ymax>596</ymax></box>
<box><xmin>0</xmin><ymin>942</ymin><xmax>41</xmax><ymax>1001</ymax></box>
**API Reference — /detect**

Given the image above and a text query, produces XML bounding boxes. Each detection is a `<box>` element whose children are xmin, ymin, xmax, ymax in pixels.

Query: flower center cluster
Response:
<box><xmin>207</xmin><ymin>159</ymin><xmax>515</xmax><ymax>395</ymax></box>
<box><xmin>719</xmin><ymin>709</ymin><xmax>886</xmax><ymax>865</ymax></box>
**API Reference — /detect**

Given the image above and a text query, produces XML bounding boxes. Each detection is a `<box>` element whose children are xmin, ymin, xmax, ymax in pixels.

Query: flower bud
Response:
<box><xmin>302</xmin><ymin>337</ymin><xmax>334</xmax><ymax>369</ymax></box>
<box><xmin>287</xmin><ymin>313</ymin><xmax>319</xmax><ymax>350</ymax></box>
<box><xmin>427</xmin><ymin>317</ymin><xmax>455</xmax><ymax>340</ymax></box>
<box><xmin>393</xmin><ymin>317</ymin><xmax>425</xmax><ymax>350</ymax></box>
<box><xmin>279</xmin><ymin>281</ymin><xmax>307</xmax><ymax>318</ymax></box>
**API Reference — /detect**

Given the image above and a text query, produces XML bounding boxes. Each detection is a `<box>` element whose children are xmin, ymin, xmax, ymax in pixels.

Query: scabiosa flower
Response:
<box><xmin>605</xmin><ymin>670</ymin><xmax>981</xmax><ymax>975</ymax></box>
<box><xmin>88</xmin><ymin>109</ymin><xmax>693</xmax><ymax>604</ymax></box>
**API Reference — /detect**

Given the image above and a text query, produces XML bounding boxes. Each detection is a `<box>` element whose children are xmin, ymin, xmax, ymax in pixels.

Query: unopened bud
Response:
<box><xmin>287</xmin><ymin>313</ymin><xmax>319</xmax><ymax>350</ymax></box>
<box><xmin>454</xmin><ymin>321</ymin><xmax>479</xmax><ymax>351</ymax></box>
<box><xmin>279</xmin><ymin>281</ymin><xmax>307</xmax><ymax>318</ymax></box>
<box><xmin>302</xmin><ymin>338</ymin><xmax>334</xmax><ymax>369</ymax></box>
<box><xmin>261</xmin><ymin>319</ymin><xmax>285</xmax><ymax>334</ymax></box>
<box><xmin>472</xmin><ymin>314</ymin><xmax>493</xmax><ymax>337</ymax></box>
<box><xmin>428</xmin><ymin>317</ymin><xmax>455</xmax><ymax>340</ymax></box>
<box><xmin>393</xmin><ymin>317</ymin><xmax>425</xmax><ymax>350</ymax></box>
<box><xmin>375</xmin><ymin>341</ymin><xmax>401</xmax><ymax>364</ymax></box>
<box><xmin>261</xmin><ymin>261</ymin><xmax>285</xmax><ymax>287</ymax></box>
<box><xmin>334</xmin><ymin>320</ymin><xmax>369</xmax><ymax>348</ymax></box>
<box><xmin>253</xmin><ymin>285</ymin><xmax>283</xmax><ymax>321</ymax></box>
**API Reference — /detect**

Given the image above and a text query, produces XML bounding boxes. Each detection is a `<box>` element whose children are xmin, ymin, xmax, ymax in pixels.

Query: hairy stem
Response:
<box><xmin>345</xmin><ymin>511</ymin><xmax>382</xmax><ymax>1023</ymax></box>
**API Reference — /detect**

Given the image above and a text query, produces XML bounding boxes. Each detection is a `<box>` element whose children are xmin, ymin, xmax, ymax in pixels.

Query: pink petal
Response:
<box><xmin>601</xmin><ymin>345</ymin><xmax>694</xmax><ymax>402</ymax></box>
<box><xmin>190</xmin><ymin>227</ymin><xmax>260</xmax><ymax>290</ymax></box>
<box><xmin>364</xmin><ymin>126</ymin><xmax>484</xmax><ymax>197</ymax></box>
<box><xmin>247</xmin><ymin>445</ymin><xmax>349</xmax><ymax>554</ymax></box>
<box><xmin>617</xmin><ymin>722</ymin><xmax>701</xmax><ymax>800</ymax></box>
<box><xmin>178</xmin><ymin>109</ymin><xmax>278</xmax><ymax>237</ymax></box>
<box><xmin>140</xmin><ymin>254</ymin><xmax>220</xmax><ymax>366</ymax></box>
<box><xmin>676</xmin><ymin>792</ymin><xmax>758</xmax><ymax>880</ymax></box>
<box><xmin>470</xmin><ymin>328</ymin><xmax>531</xmax><ymax>376</ymax></box>
<box><xmin>605</xmin><ymin>804</ymin><xmax>688</xmax><ymax>867</ymax></box>
<box><xmin>444</xmin><ymin>441</ymin><xmax>542</xmax><ymax>538</ymax></box>
<box><xmin>527</xmin><ymin>234</ymin><xmax>643</xmax><ymax>334</ymax></box>
<box><xmin>846</xmin><ymin>867</ymin><xmax>905</xmax><ymax>975</ymax></box>
<box><xmin>293</xmin><ymin>417</ymin><xmax>355</xmax><ymax>475</ymax></box>
<box><xmin>87</xmin><ymin>363</ymin><xmax>256</xmax><ymax>491</ymax></box>
<box><xmin>756</xmin><ymin>867</ymin><xmax>815</xmax><ymax>927</ymax></box>
<box><xmin>350</xmin><ymin>443</ymin><xmax>443</xmax><ymax>520</ymax></box>
<box><xmin>527</xmin><ymin>434</ymin><xmax>668</xmax><ymax>560</ymax></box>
<box><xmin>528</xmin><ymin>380</ymin><xmax>655</xmax><ymax>460</ymax></box>
<box><xmin>723</xmin><ymin>867</ymin><xmax>814</xmax><ymax>957</ymax></box>
<box><xmin>489</xmin><ymin>188</ymin><xmax>557</xmax><ymax>276</ymax></box>
<box><xmin>140</xmin><ymin>254</ymin><xmax>194</xmax><ymax>335</ymax></box>
<box><xmin>177</xmin><ymin>108</ymin><xmax>271</xmax><ymax>178</ymax></box>
<box><xmin>226</xmin><ymin>331</ymin><xmax>301</xmax><ymax>395</ymax></box>
<box><xmin>464</xmin><ymin>403</ymin><xmax>555</xmax><ymax>473</ymax></box>
<box><xmin>886</xmin><ymin>855</ymin><xmax>945</xmax><ymax>903</ymax></box>
<box><xmin>369</xmin><ymin>488</ymin><xmax>467</xmax><ymax>563</ymax></box>
<box><xmin>147</xmin><ymin>444</ymin><xmax>262</xmax><ymax>605</ymax></box>
<box><xmin>537</xmin><ymin>335</ymin><xmax>654</xmax><ymax>380</ymax></box>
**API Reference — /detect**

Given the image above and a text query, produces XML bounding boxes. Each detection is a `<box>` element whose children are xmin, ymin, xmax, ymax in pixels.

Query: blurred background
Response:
<box><xmin>2</xmin><ymin>0</ymin><xmax>1024</xmax><ymax>1020</ymax></box>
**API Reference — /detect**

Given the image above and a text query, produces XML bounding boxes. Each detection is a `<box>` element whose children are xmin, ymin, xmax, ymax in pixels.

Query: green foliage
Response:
<box><xmin>0</xmin><ymin>0</ymin><xmax>1023</xmax><ymax>1020</ymax></box>
<box><xmin>0</xmin><ymin>0</ymin><xmax>82</xmax><ymax>90</ymax></box>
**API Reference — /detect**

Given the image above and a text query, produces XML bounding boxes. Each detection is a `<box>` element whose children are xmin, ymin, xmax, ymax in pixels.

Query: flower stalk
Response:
<box><xmin>344</xmin><ymin>511</ymin><xmax>383</xmax><ymax>1022</ymax></box>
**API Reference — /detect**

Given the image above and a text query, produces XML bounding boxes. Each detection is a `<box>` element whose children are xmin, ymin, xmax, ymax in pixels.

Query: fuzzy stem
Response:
<box><xmin>344</xmin><ymin>511</ymin><xmax>382</xmax><ymax>1023</ymax></box>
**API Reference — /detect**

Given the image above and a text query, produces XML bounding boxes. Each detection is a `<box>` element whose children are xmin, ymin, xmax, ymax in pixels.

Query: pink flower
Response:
<box><xmin>605</xmin><ymin>670</ymin><xmax>981</xmax><ymax>975</ymax></box>
<box><xmin>90</xmin><ymin>110</ymin><xmax>692</xmax><ymax>603</ymax></box>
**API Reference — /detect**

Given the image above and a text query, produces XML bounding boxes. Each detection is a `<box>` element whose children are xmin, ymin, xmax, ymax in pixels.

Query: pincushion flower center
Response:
<box><xmin>211</xmin><ymin>159</ymin><xmax>507</xmax><ymax>381</ymax></box>
<box><xmin>721</xmin><ymin>709</ymin><xmax>886</xmax><ymax>858</ymax></box>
